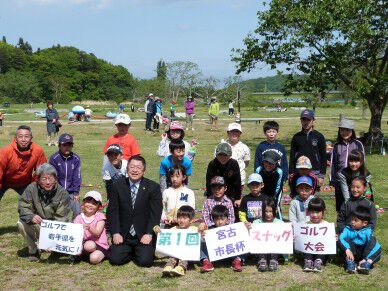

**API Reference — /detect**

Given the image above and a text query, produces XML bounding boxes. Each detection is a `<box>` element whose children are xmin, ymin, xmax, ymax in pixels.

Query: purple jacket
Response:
<box><xmin>185</xmin><ymin>101</ymin><xmax>195</xmax><ymax>114</ymax></box>
<box><xmin>330</xmin><ymin>138</ymin><xmax>365</xmax><ymax>182</ymax></box>
<box><xmin>49</xmin><ymin>151</ymin><xmax>82</xmax><ymax>195</ymax></box>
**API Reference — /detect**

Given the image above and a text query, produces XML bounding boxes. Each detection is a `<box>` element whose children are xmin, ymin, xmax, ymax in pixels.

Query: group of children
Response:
<box><xmin>42</xmin><ymin>110</ymin><xmax>381</xmax><ymax>277</ymax></box>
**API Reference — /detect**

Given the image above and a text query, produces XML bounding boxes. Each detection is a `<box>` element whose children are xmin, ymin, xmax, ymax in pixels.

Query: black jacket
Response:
<box><xmin>336</xmin><ymin>196</ymin><xmax>377</xmax><ymax>233</ymax></box>
<box><xmin>107</xmin><ymin>177</ymin><xmax>162</xmax><ymax>239</ymax></box>
<box><xmin>205</xmin><ymin>158</ymin><xmax>241</xmax><ymax>201</ymax></box>
<box><xmin>289</xmin><ymin>129</ymin><xmax>326</xmax><ymax>176</ymax></box>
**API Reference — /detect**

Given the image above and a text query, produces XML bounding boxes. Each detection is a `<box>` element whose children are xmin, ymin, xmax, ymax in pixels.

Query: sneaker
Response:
<box><xmin>346</xmin><ymin>260</ymin><xmax>357</xmax><ymax>274</ymax></box>
<box><xmin>258</xmin><ymin>258</ymin><xmax>268</xmax><ymax>272</ymax></box>
<box><xmin>191</xmin><ymin>128</ymin><xmax>194</xmax><ymax>131</ymax></box>
<box><xmin>313</xmin><ymin>259</ymin><xmax>323</xmax><ymax>272</ymax></box>
<box><xmin>185</xmin><ymin>128</ymin><xmax>189</xmax><ymax>130</ymax></box>
<box><xmin>303</xmin><ymin>259</ymin><xmax>313</xmax><ymax>272</ymax></box>
<box><xmin>268</xmin><ymin>259</ymin><xmax>278</xmax><ymax>272</ymax></box>
<box><xmin>358</xmin><ymin>262</ymin><xmax>371</xmax><ymax>275</ymax></box>
<box><xmin>162</xmin><ymin>265</ymin><xmax>173</xmax><ymax>276</ymax></box>
<box><xmin>231</xmin><ymin>258</ymin><xmax>243</xmax><ymax>272</ymax></box>
<box><xmin>171</xmin><ymin>266</ymin><xmax>185</xmax><ymax>276</ymax></box>
<box><xmin>28</xmin><ymin>252</ymin><xmax>40</xmax><ymax>262</ymax></box>
<box><xmin>200</xmin><ymin>259</ymin><xmax>214</xmax><ymax>272</ymax></box>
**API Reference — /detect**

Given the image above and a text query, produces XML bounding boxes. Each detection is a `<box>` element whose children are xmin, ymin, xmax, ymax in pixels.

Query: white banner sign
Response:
<box><xmin>249</xmin><ymin>222</ymin><xmax>293</xmax><ymax>254</ymax></box>
<box><xmin>294</xmin><ymin>223</ymin><xmax>337</xmax><ymax>255</ymax></box>
<box><xmin>205</xmin><ymin>222</ymin><xmax>250</xmax><ymax>262</ymax></box>
<box><xmin>156</xmin><ymin>229</ymin><xmax>200</xmax><ymax>261</ymax></box>
<box><xmin>38</xmin><ymin>220</ymin><xmax>84</xmax><ymax>255</ymax></box>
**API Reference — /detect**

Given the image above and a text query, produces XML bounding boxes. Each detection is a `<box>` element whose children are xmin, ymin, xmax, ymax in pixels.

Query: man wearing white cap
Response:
<box><xmin>218</xmin><ymin>123</ymin><xmax>250</xmax><ymax>190</ymax></box>
<box><xmin>103</xmin><ymin>114</ymin><xmax>140</xmax><ymax>161</ymax></box>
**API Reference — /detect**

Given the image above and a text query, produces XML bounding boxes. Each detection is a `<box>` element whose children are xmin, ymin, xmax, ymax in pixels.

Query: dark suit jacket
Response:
<box><xmin>107</xmin><ymin>177</ymin><xmax>162</xmax><ymax>240</ymax></box>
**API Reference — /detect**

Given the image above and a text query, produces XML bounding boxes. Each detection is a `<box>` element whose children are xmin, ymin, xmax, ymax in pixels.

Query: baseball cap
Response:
<box><xmin>148</xmin><ymin>93</ymin><xmax>154</xmax><ymax>97</ymax></box>
<box><xmin>210</xmin><ymin>176</ymin><xmax>225</xmax><ymax>186</ymax></box>
<box><xmin>115</xmin><ymin>114</ymin><xmax>131</xmax><ymax>125</ymax></box>
<box><xmin>296</xmin><ymin>156</ymin><xmax>312</xmax><ymax>169</ymax></box>
<box><xmin>296</xmin><ymin>176</ymin><xmax>313</xmax><ymax>187</ymax></box>
<box><xmin>106</xmin><ymin>144</ymin><xmax>122</xmax><ymax>155</ymax></box>
<box><xmin>59</xmin><ymin>133</ymin><xmax>73</xmax><ymax>145</ymax></box>
<box><xmin>227</xmin><ymin>123</ymin><xmax>242</xmax><ymax>133</ymax></box>
<box><xmin>84</xmin><ymin>191</ymin><xmax>102</xmax><ymax>204</ymax></box>
<box><xmin>300</xmin><ymin>109</ymin><xmax>315</xmax><ymax>120</ymax></box>
<box><xmin>262</xmin><ymin>151</ymin><xmax>281</xmax><ymax>165</ymax></box>
<box><xmin>216</xmin><ymin>142</ymin><xmax>232</xmax><ymax>156</ymax></box>
<box><xmin>247</xmin><ymin>173</ymin><xmax>263</xmax><ymax>184</ymax></box>
<box><xmin>169</xmin><ymin>121</ymin><xmax>184</xmax><ymax>131</ymax></box>
<box><xmin>338</xmin><ymin>118</ymin><xmax>354</xmax><ymax>130</ymax></box>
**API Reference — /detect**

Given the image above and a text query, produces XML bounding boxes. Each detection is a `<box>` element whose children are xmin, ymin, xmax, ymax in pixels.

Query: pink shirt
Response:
<box><xmin>73</xmin><ymin>212</ymin><xmax>109</xmax><ymax>250</ymax></box>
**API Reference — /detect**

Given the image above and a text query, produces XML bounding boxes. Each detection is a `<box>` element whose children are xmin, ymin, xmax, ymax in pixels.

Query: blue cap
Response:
<box><xmin>300</xmin><ymin>109</ymin><xmax>315</xmax><ymax>120</ymax></box>
<box><xmin>59</xmin><ymin>133</ymin><xmax>73</xmax><ymax>145</ymax></box>
<box><xmin>296</xmin><ymin>176</ymin><xmax>313</xmax><ymax>187</ymax></box>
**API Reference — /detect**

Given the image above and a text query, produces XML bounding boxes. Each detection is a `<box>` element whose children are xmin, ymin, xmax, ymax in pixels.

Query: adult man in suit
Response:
<box><xmin>107</xmin><ymin>155</ymin><xmax>162</xmax><ymax>267</ymax></box>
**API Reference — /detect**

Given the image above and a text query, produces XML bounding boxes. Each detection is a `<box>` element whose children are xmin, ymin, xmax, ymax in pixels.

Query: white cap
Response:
<box><xmin>227</xmin><ymin>122</ymin><xmax>242</xmax><ymax>133</ymax></box>
<box><xmin>148</xmin><ymin>93</ymin><xmax>154</xmax><ymax>97</ymax></box>
<box><xmin>247</xmin><ymin>173</ymin><xmax>263</xmax><ymax>184</ymax></box>
<box><xmin>84</xmin><ymin>191</ymin><xmax>102</xmax><ymax>203</ymax></box>
<box><xmin>115</xmin><ymin>114</ymin><xmax>131</xmax><ymax>125</ymax></box>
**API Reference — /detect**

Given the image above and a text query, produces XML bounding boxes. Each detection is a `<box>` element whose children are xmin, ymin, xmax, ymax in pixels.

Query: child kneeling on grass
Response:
<box><xmin>154</xmin><ymin>205</ymin><xmax>197</xmax><ymax>277</ymax></box>
<box><xmin>198</xmin><ymin>205</ymin><xmax>243</xmax><ymax>273</ymax></box>
<box><xmin>302</xmin><ymin>197</ymin><xmax>327</xmax><ymax>272</ymax></box>
<box><xmin>250</xmin><ymin>198</ymin><xmax>283</xmax><ymax>272</ymax></box>
<box><xmin>72</xmin><ymin>191</ymin><xmax>109</xmax><ymax>264</ymax></box>
<box><xmin>339</xmin><ymin>205</ymin><xmax>381</xmax><ymax>275</ymax></box>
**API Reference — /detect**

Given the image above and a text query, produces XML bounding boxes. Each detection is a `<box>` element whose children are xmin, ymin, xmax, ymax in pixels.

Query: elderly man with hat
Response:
<box><xmin>289</xmin><ymin>109</ymin><xmax>327</xmax><ymax>187</ymax></box>
<box><xmin>49</xmin><ymin>133</ymin><xmax>82</xmax><ymax>215</ymax></box>
<box><xmin>330</xmin><ymin>118</ymin><xmax>365</xmax><ymax>211</ymax></box>
<box><xmin>206</xmin><ymin>142</ymin><xmax>241</xmax><ymax>219</ymax></box>
<box><xmin>0</xmin><ymin>125</ymin><xmax>47</xmax><ymax>201</ymax></box>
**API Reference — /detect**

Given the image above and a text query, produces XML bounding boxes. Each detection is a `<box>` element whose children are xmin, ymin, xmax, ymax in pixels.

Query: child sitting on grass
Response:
<box><xmin>198</xmin><ymin>205</ymin><xmax>243</xmax><ymax>272</ymax></box>
<box><xmin>73</xmin><ymin>191</ymin><xmax>109</xmax><ymax>264</ymax></box>
<box><xmin>161</xmin><ymin>165</ymin><xmax>195</xmax><ymax>228</ymax></box>
<box><xmin>302</xmin><ymin>197</ymin><xmax>327</xmax><ymax>273</ymax></box>
<box><xmin>154</xmin><ymin>206</ymin><xmax>198</xmax><ymax>277</ymax></box>
<box><xmin>339</xmin><ymin>205</ymin><xmax>381</xmax><ymax>274</ymax></box>
<box><xmin>252</xmin><ymin>198</ymin><xmax>283</xmax><ymax>272</ymax></box>
<box><xmin>289</xmin><ymin>176</ymin><xmax>315</xmax><ymax>223</ymax></box>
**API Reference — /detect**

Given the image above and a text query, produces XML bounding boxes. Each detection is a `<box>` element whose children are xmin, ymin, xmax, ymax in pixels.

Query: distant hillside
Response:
<box><xmin>242</xmin><ymin>75</ymin><xmax>287</xmax><ymax>92</ymax></box>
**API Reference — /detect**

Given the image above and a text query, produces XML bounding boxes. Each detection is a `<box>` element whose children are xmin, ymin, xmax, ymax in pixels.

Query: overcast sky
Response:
<box><xmin>1</xmin><ymin>0</ymin><xmax>276</xmax><ymax>80</ymax></box>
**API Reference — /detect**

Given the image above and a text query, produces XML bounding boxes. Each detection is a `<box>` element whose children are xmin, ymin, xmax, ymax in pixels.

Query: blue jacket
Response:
<box><xmin>339</xmin><ymin>225</ymin><xmax>381</xmax><ymax>259</ymax></box>
<box><xmin>49</xmin><ymin>151</ymin><xmax>82</xmax><ymax>195</ymax></box>
<box><xmin>254</xmin><ymin>141</ymin><xmax>288</xmax><ymax>179</ymax></box>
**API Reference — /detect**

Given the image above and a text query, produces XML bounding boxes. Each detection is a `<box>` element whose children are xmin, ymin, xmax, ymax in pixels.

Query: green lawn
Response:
<box><xmin>0</xmin><ymin>107</ymin><xmax>387</xmax><ymax>290</ymax></box>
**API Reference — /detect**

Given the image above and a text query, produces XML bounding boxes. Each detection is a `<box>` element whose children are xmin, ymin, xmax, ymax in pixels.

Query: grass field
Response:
<box><xmin>0</xmin><ymin>107</ymin><xmax>387</xmax><ymax>290</ymax></box>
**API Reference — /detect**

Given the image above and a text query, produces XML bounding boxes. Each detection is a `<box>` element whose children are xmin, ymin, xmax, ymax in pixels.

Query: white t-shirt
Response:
<box><xmin>85</xmin><ymin>108</ymin><xmax>92</xmax><ymax>116</ymax></box>
<box><xmin>229</xmin><ymin>101</ymin><xmax>234</xmax><ymax>109</ymax></box>
<box><xmin>229</xmin><ymin>141</ymin><xmax>251</xmax><ymax>185</ymax></box>
<box><xmin>161</xmin><ymin>186</ymin><xmax>195</xmax><ymax>221</ymax></box>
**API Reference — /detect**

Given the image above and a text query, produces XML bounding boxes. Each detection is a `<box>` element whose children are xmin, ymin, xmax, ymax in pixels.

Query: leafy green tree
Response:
<box><xmin>233</xmin><ymin>0</ymin><xmax>387</xmax><ymax>133</ymax></box>
<box><xmin>2</xmin><ymin>36</ymin><xmax>6</xmax><ymax>43</ymax></box>
<box><xmin>156</xmin><ymin>59</ymin><xmax>167</xmax><ymax>81</ymax></box>
<box><xmin>0</xmin><ymin>70</ymin><xmax>41</xmax><ymax>103</ymax></box>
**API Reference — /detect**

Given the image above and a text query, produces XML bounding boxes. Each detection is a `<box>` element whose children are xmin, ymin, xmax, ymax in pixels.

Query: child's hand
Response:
<box><xmin>83</xmin><ymin>224</ymin><xmax>90</xmax><ymax>230</ymax></box>
<box><xmin>335</xmin><ymin>234</ymin><xmax>338</xmax><ymax>242</ymax></box>
<box><xmin>154</xmin><ymin>226</ymin><xmax>161</xmax><ymax>234</ymax></box>
<box><xmin>197</xmin><ymin>223</ymin><xmax>207</xmax><ymax>233</ymax></box>
<box><xmin>345</xmin><ymin>249</ymin><xmax>354</xmax><ymax>261</ymax></box>
<box><xmin>358</xmin><ymin>259</ymin><xmax>366</xmax><ymax>266</ymax></box>
<box><xmin>162</xmin><ymin>133</ymin><xmax>167</xmax><ymax>139</ymax></box>
<box><xmin>234</xmin><ymin>199</ymin><xmax>242</xmax><ymax>208</ymax></box>
<box><xmin>244</xmin><ymin>221</ymin><xmax>252</xmax><ymax>230</ymax></box>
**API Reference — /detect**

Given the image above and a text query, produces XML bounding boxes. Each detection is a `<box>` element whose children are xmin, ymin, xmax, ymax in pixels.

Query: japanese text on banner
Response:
<box><xmin>294</xmin><ymin>223</ymin><xmax>337</xmax><ymax>255</ymax></box>
<box><xmin>205</xmin><ymin>222</ymin><xmax>250</xmax><ymax>262</ymax></box>
<box><xmin>38</xmin><ymin>220</ymin><xmax>84</xmax><ymax>255</ymax></box>
<box><xmin>249</xmin><ymin>222</ymin><xmax>293</xmax><ymax>254</ymax></box>
<box><xmin>156</xmin><ymin>229</ymin><xmax>200</xmax><ymax>261</ymax></box>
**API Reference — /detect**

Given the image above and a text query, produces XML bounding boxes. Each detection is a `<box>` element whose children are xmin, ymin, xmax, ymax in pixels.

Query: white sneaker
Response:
<box><xmin>185</xmin><ymin>128</ymin><xmax>189</xmax><ymax>130</ymax></box>
<box><xmin>191</xmin><ymin>128</ymin><xmax>194</xmax><ymax>131</ymax></box>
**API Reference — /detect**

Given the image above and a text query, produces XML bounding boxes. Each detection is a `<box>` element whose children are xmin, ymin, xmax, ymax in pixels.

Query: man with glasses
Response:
<box><xmin>289</xmin><ymin>109</ymin><xmax>327</xmax><ymax>187</ymax></box>
<box><xmin>0</xmin><ymin>125</ymin><xmax>47</xmax><ymax>201</ymax></box>
<box><xmin>107</xmin><ymin>155</ymin><xmax>162</xmax><ymax>267</ymax></box>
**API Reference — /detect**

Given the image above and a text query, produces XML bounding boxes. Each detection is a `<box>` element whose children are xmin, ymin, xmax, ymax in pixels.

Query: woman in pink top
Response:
<box><xmin>73</xmin><ymin>191</ymin><xmax>109</xmax><ymax>264</ymax></box>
